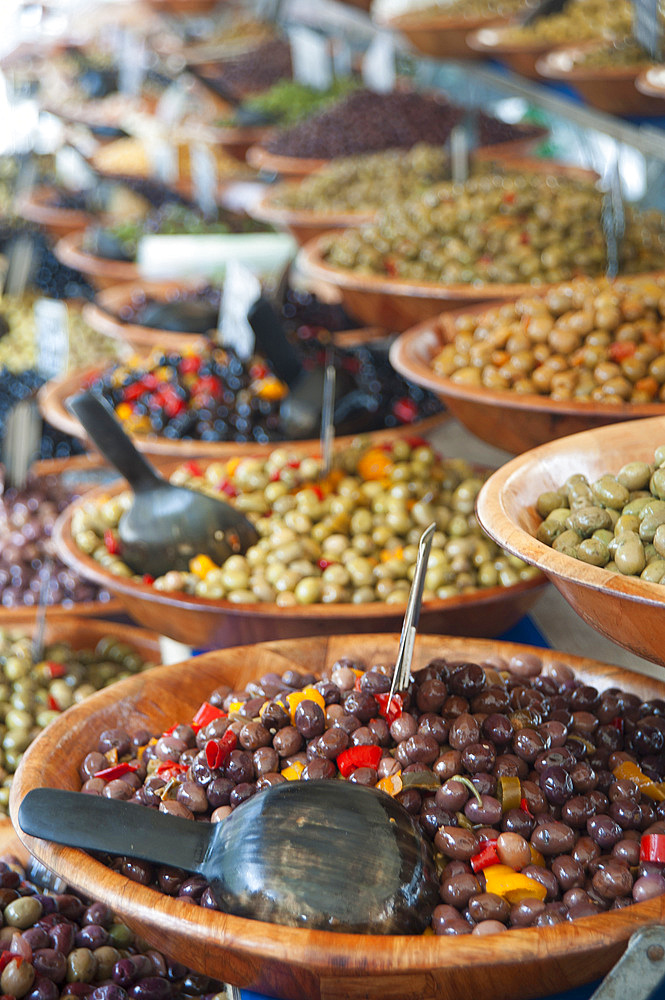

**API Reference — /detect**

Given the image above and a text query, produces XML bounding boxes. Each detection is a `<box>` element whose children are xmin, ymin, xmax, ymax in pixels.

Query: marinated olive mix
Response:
<box><xmin>535</xmin><ymin>445</ymin><xmax>665</xmax><ymax>582</ymax></box>
<box><xmin>77</xmin><ymin>648</ymin><xmax>665</xmax><ymax>933</ymax></box>
<box><xmin>0</xmin><ymin>629</ymin><xmax>150</xmax><ymax>814</ymax></box>
<box><xmin>0</xmin><ymin>852</ymin><xmax>225</xmax><ymax>997</ymax></box>
<box><xmin>501</xmin><ymin>0</ymin><xmax>632</xmax><ymax>45</ymax></box>
<box><xmin>432</xmin><ymin>275</ymin><xmax>665</xmax><ymax>403</ymax></box>
<box><xmin>71</xmin><ymin>443</ymin><xmax>538</xmax><ymax>603</ymax></box>
<box><xmin>571</xmin><ymin>37</ymin><xmax>653</xmax><ymax>69</ymax></box>
<box><xmin>384</xmin><ymin>0</ymin><xmax>525</xmax><ymax>20</ymax></box>
<box><xmin>198</xmin><ymin>39</ymin><xmax>293</xmax><ymax>100</ymax></box>
<box><xmin>324</xmin><ymin>174</ymin><xmax>665</xmax><ymax>285</ymax></box>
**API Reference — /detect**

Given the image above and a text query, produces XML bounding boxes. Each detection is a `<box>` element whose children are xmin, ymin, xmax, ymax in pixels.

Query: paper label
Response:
<box><xmin>155</xmin><ymin>83</ymin><xmax>189</xmax><ymax>127</ymax></box>
<box><xmin>362</xmin><ymin>32</ymin><xmax>396</xmax><ymax>94</ymax></box>
<box><xmin>218</xmin><ymin>261</ymin><xmax>262</xmax><ymax>359</ymax></box>
<box><xmin>190</xmin><ymin>143</ymin><xmax>218</xmax><ymax>218</ymax></box>
<box><xmin>55</xmin><ymin>146</ymin><xmax>96</xmax><ymax>190</ymax></box>
<box><xmin>633</xmin><ymin>0</ymin><xmax>663</xmax><ymax>59</ymax></box>
<box><xmin>289</xmin><ymin>26</ymin><xmax>333</xmax><ymax>91</ymax></box>
<box><xmin>147</xmin><ymin>140</ymin><xmax>179</xmax><ymax>186</ymax></box>
<box><xmin>450</xmin><ymin>126</ymin><xmax>469</xmax><ymax>184</ymax></box>
<box><xmin>117</xmin><ymin>30</ymin><xmax>146</xmax><ymax>97</ymax></box>
<box><xmin>332</xmin><ymin>36</ymin><xmax>353</xmax><ymax>78</ymax></box>
<box><xmin>4</xmin><ymin>235</ymin><xmax>34</xmax><ymax>296</ymax></box>
<box><xmin>35</xmin><ymin>299</ymin><xmax>69</xmax><ymax>380</ymax></box>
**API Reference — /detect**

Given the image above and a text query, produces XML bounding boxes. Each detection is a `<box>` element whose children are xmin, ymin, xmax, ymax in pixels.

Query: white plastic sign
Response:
<box><xmin>289</xmin><ymin>26</ymin><xmax>333</xmax><ymax>91</ymax></box>
<box><xmin>218</xmin><ymin>261</ymin><xmax>262</xmax><ymax>359</ymax></box>
<box><xmin>147</xmin><ymin>139</ymin><xmax>179</xmax><ymax>186</ymax></box>
<box><xmin>362</xmin><ymin>32</ymin><xmax>396</xmax><ymax>94</ymax></box>
<box><xmin>156</xmin><ymin>83</ymin><xmax>189</xmax><ymax>127</ymax></box>
<box><xmin>35</xmin><ymin>299</ymin><xmax>69</xmax><ymax>380</ymax></box>
<box><xmin>117</xmin><ymin>31</ymin><xmax>146</xmax><ymax>97</ymax></box>
<box><xmin>190</xmin><ymin>143</ymin><xmax>218</xmax><ymax>218</ymax></box>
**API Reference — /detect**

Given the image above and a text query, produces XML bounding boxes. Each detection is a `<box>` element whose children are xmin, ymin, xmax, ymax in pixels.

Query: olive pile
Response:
<box><xmin>501</xmin><ymin>0</ymin><xmax>632</xmax><ymax>45</ymax></box>
<box><xmin>0</xmin><ymin>853</ymin><xmax>225</xmax><ymax>996</ymax></box>
<box><xmin>0</xmin><ymin>371</ymin><xmax>82</xmax><ymax>461</ymax></box>
<box><xmin>77</xmin><ymin>647</ymin><xmax>665</xmax><ymax>933</ymax></box>
<box><xmin>573</xmin><ymin>37</ymin><xmax>653</xmax><ymax>69</ymax></box>
<box><xmin>223</xmin><ymin>77</ymin><xmax>359</xmax><ymax>128</ymax></box>
<box><xmin>197</xmin><ymin>38</ymin><xmax>292</xmax><ymax>100</ymax></box>
<box><xmin>71</xmin><ymin>442</ymin><xmax>537</xmax><ymax>603</ymax></box>
<box><xmin>324</xmin><ymin>173</ymin><xmax>665</xmax><ymax>285</ymax></box>
<box><xmin>535</xmin><ymin>445</ymin><xmax>665</xmax><ymax>582</ymax></box>
<box><xmin>0</xmin><ymin>225</ymin><xmax>93</xmax><ymax>301</ymax></box>
<box><xmin>0</xmin><ymin>629</ymin><xmax>149</xmax><ymax>814</ymax></box>
<box><xmin>387</xmin><ymin>0</ymin><xmax>525</xmax><ymax>19</ymax></box>
<box><xmin>431</xmin><ymin>275</ymin><xmax>665</xmax><ymax>403</ymax></box>
<box><xmin>0</xmin><ymin>469</ymin><xmax>111</xmax><ymax>609</ymax></box>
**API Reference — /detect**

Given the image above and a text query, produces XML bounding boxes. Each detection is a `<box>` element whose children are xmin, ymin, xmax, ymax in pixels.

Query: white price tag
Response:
<box><xmin>332</xmin><ymin>37</ymin><xmax>353</xmax><ymax>78</ymax></box>
<box><xmin>218</xmin><ymin>261</ymin><xmax>262</xmax><ymax>359</ymax></box>
<box><xmin>362</xmin><ymin>32</ymin><xmax>396</xmax><ymax>94</ymax></box>
<box><xmin>55</xmin><ymin>146</ymin><xmax>96</xmax><ymax>190</ymax></box>
<box><xmin>148</xmin><ymin>140</ymin><xmax>179</xmax><ymax>186</ymax></box>
<box><xmin>289</xmin><ymin>27</ymin><xmax>333</xmax><ymax>91</ymax></box>
<box><xmin>155</xmin><ymin>83</ymin><xmax>189</xmax><ymax>127</ymax></box>
<box><xmin>35</xmin><ymin>299</ymin><xmax>69</xmax><ymax>380</ymax></box>
<box><xmin>190</xmin><ymin>143</ymin><xmax>218</xmax><ymax>218</ymax></box>
<box><xmin>117</xmin><ymin>31</ymin><xmax>146</xmax><ymax>97</ymax></box>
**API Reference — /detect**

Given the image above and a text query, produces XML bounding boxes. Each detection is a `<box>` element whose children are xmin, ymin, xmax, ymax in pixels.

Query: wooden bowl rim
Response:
<box><xmin>475</xmin><ymin>413</ymin><xmax>665</xmax><ymax>609</ymax></box>
<box><xmin>10</xmin><ymin>632</ymin><xmax>665</xmax><ymax>977</ymax></box>
<box><xmin>384</xmin><ymin>8</ymin><xmax>515</xmax><ymax>30</ymax></box>
<box><xmin>54</xmin><ymin>232</ymin><xmax>139</xmax><ymax>283</ymax></box>
<box><xmin>251</xmin><ymin>184</ymin><xmax>375</xmax><ymax>230</ymax></box>
<box><xmin>536</xmin><ymin>40</ymin><xmax>654</xmax><ymax>81</ymax></box>
<box><xmin>467</xmin><ymin>24</ymin><xmax>567</xmax><ymax>56</ymax></box>
<box><xmin>52</xmin><ymin>473</ymin><xmax>546</xmax><ymax>623</ymax></box>
<box><xmin>635</xmin><ymin>66</ymin><xmax>665</xmax><ymax>98</ymax></box>
<box><xmin>16</xmin><ymin>184</ymin><xmax>94</xmax><ymax>230</ymax></box>
<box><xmin>389</xmin><ymin>300</ymin><xmax>665</xmax><ymax>421</ymax></box>
<box><xmin>38</xmin><ymin>362</ymin><xmax>448</xmax><ymax>457</ymax></box>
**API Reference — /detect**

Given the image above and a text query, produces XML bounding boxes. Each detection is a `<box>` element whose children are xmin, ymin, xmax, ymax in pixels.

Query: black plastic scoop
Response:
<box><xmin>18</xmin><ymin>782</ymin><xmax>439</xmax><ymax>935</ymax></box>
<box><xmin>67</xmin><ymin>391</ymin><xmax>258</xmax><ymax>578</ymax></box>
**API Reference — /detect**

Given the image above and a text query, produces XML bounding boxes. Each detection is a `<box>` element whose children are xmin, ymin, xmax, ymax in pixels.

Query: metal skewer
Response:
<box><xmin>387</xmin><ymin>522</ymin><xmax>436</xmax><ymax>711</ymax></box>
<box><xmin>321</xmin><ymin>363</ymin><xmax>336</xmax><ymax>478</ymax></box>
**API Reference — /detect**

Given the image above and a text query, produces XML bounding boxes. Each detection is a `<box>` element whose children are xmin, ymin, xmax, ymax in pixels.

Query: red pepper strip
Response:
<box><xmin>48</xmin><ymin>695</ymin><xmax>61</xmax><ymax>712</ymax></box>
<box><xmin>191</xmin><ymin>701</ymin><xmax>226</xmax><ymax>732</ymax></box>
<box><xmin>46</xmin><ymin>661</ymin><xmax>66</xmax><ymax>679</ymax></box>
<box><xmin>156</xmin><ymin>761</ymin><xmax>188</xmax><ymax>777</ymax></box>
<box><xmin>205</xmin><ymin>730</ymin><xmax>237</xmax><ymax>770</ymax></box>
<box><xmin>143</xmin><ymin>574</ymin><xmax>155</xmax><ymax>586</ymax></box>
<box><xmin>0</xmin><ymin>953</ymin><xmax>17</xmax><ymax>973</ymax></box>
<box><xmin>520</xmin><ymin>796</ymin><xmax>534</xmax><ymax>817</ymax></box>
<box><xmin>393</xmin><ymin>397</ymin><xmax>418</xmax><ymax>424</ymax></box>
<box><xmin>610</xmin><ymin>716</ymin><xmax>624</xmax><ymax>733</ymax></box>
<box><xmin>104</xmin><ymin>529</ymin><xmax>120</xmax><ymax>555</ymax></box>
<box><xmin>609</xmin><ymin>341</ymin><xmax>636</xmax><ymax>363</ymax></box>
<box><xmin>162</xmin><ymin>723</ymin><xmax>179</xmax><ymax>737</ymax></box>
<box><xmin>640</xmin><ymin>833</ymin><xmax>665</xmax><ymax>864</ymax></box>
<box><xmin>179</xmin><ymin>356</ymin><xmax>201</xmax><ymax>374</ymax></box>
<box><xmin>470</xmin><ymin>840</ymin><xmax>500</xmax><ymax>873</ymax></box>
<box><xmin>184</xmin><ymin>460</ymin><xmax>202</xmax><ymax>477</ymax></box>
<box><xmin>95</xmin><ymin>762</ymin><xmax>139</xmax><ymax>781</ymax></box>
<box><xmin>375</xmin><ymin>692</ymin><xmax>403</xmax><ymax>727</ymax></box>
<box><xmin>336</xmin><ymin>744</ymin><xmax>382</xmax><ymax>778</ymax></box>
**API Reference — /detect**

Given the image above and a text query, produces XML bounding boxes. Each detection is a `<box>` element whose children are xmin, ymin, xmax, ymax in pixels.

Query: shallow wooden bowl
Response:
<box><xmin>390</xmin><ymin>301</ymin><xmax>665</xmax><ymax>454</ymax></box>
<box><xmin>10</xmin><ymin>631</ymin><xmax>665</xmax><ymax>998</ymax></box>
<box><xmin>249</xmin><ymin>184</ymin><xmax>374</xmax><ymax>247</ymax></box>
<box><xmin>38</xmin><ymin>363</ymin><xmax>446</xmax><ymax>459</ymax></box>
<box><xmin>537</xmin><ymin>43</ymin><xmax>661</xmax><ymax>116</ymax></box>
<box><xmin>384</xmin><ymin>9</ymin><xmax>515</xmax><ymax>59</ymax></box>
<box><xmin>466</xmin><ymin>25</ymin><xmax>556</xmax><ymax>79</ymax></box>
<box><xmin>476</xmin><ymin>415</ymin><xmax>665</xmax><ymax>666</ymax></box>
<box><xmin>84</xmin><ymin>280</ymin><xmax>387</xmax><ymax>352</ymax></box>
<box><xmin>52</xmin><ymin>467</ymin><xmax>545</xmax><ymax>647</ymax></box>
<box><xmin>16</xmin><ymin>185</ymin><xmax>93</xmax><ymax>240</ymax></box>
<box><xmin>54</xmin><ymin>232</ymin><xmax>138</xmax><ymax>291</ymax></box>
<box><xmin>200</xmin><ymin>122</ymin><xmax>276</xmax><ymax>162</ymax></box>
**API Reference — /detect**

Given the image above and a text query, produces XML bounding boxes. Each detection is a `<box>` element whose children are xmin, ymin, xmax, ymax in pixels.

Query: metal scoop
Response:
<box><xmin>18</xmin><ymin>781</ymin><xmax>439</xmax><ymax>935</ymax></box>
<box><xmin>67</xmin><ymin>391</ymin><xmax>258</xmax><ymax>578</ymax></box>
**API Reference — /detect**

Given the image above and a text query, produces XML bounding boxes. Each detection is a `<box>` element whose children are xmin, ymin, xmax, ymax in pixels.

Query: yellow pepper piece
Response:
<box><xmin>226</xmin><ymin>457</ymin><xmax>242</xmax><ymax>479</ymax></box>
<box><xmin>381</xmin><ymin>547</ymin><xmax>404</xmax><ymax>563</ymax></box>
<box><xmin>376</xmin><ymin>772</ymin><xmax>403</xmax><ymax>796</ymax></box>
<box><xmin>256</xmin><ymin>377</ymin><xmax>288</xmax><ymax>401</ymax></box>
<box><xmin>286</xmin><ymin>685</ymin><xmax>326</xmax><ymax>723</ymax></box>
<box><xmin>189</xmin><ymin>554</ymin><xmax>219</xmax><ymax>578</ymax></box>
<box><xmin>227</xmin><ymin>700</ymin><xmax>246</xmax><ymax>715</ymax></box>
<box><xmin>115</xmin><ymin>403</ymin><xmax>133</xmax><ymax>421</ymax></box>
<box><xmin>281</xmin><ymin>761</ymin><xmax>304</xmax><ymax>781</ymax></box>
<box><xmin>357</xmin><ymin>447</ymin><xmax>393</xmax><ymax>482</ymax></box>
<box><xmin>484</xmin><ymin>864</ymin><xmax>547</xmax><ymax>904</ymax></box>
<box><xmin>529</xmin><ymin>845</ymin><xmax>546</xmax><ymax>867</ymax></box>
<box><xmin>613</xmin><ymin>760</ymin><xmax>665</xmax><ymax>802</ymax></box>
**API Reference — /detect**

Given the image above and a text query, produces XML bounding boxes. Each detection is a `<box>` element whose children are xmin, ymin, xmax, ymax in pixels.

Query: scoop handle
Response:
<box><xmin>67</xmin><ymin>392</ymin><xmax>163</xmax><ymax>493</ymax></box>
<box><xmin>18</xmin><ymin>789</ymin><xmax>213</xmax><ymax>873</ymax></box>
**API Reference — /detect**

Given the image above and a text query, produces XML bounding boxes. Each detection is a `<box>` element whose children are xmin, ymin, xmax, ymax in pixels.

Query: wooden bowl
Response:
<box><xmin>16</xmin><ymin>185</ymin><xmax>93</xmax><ymax>240</ymax></box>
<box><xmin>10</xmin><ymin>632</ymin><xmax>665</xmax><ymax>999</ymax></box>
<box><xmin>84</xmin><ymin>280</ymin><xmax>387</xmax><ymax>352</ymax></box>
<box><xmin>38</xmin><ymin>363</ymin><xmax>446</xmax><ymax>458</ymax></box>
<box><xmin>54</xmin><ymin>232</ymin><xmax>138</xmax><ymax>291</ymax></box>
<box><xmin>476</xmin><ymin>415</ymin><xmax>665</xmax><ymax>666</ymax></box>
<box><xmin>537</xmin><ymin>43</ymin><xmax>662</xmax><ymax>116</ymax></box>
<box><xmin>249</xmin><ymin>184</ymin><xmax>374</xmax><ymax>247</ymax></box>
<box><xmin>466</xmin><ymin>26</ymin><xmax>557</xmax><ymax>79</ymax></box>
<box><xmin>390</xmin><ymin>301</ymin><xmax>665</xmax><ymax>454</ymax></box>
<box><xmin>383</xmin><ymin>9</ymin><xmax>515</xmax><ymax>60</ymax></box>
<box><xmin>635</xmin><ymin>65</ymin><xmax>665</xmax><ymax>103</ymax></box>
<box><xmin>198</xmin><ymin>122</ymin><xmax>276</xmax><ymax>162</ymax></box>
<box><xmin>52</xmin><ymin>469</ymin><xmax>545</xmax><ymax>647</ymax></box>
<box><xmin>144</xmin><ymin>0</ymin><xmax>222</xmax><ymax>13</ymax></box>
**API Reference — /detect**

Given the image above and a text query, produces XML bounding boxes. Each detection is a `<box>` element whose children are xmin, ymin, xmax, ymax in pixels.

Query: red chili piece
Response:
<box><xmin>142</xmin><ymin>574</ymin><xmax>155</xmax><ymax>585</ymax></box>
<box><xmin>375</xmin><ymin>692</ymin><xmax>403</xmax><ymax>727</ymax></box>
<box><xmin>0</xmin><ymin>953</ymin><xmax>17</xmax><ymax>973</ymax></box>
<box><xmin>470</xmin><ymin>839</ymin><xmax>500</xmax><ymax>873</ymax></box>
<box><xmin>392</xmin><ymin>397</ymin><xmax>418</xmax><ymax>423</ymax></box>
<box><xmin>46</xmin><ymin>662</ymin><xmax>66</xmax><ymax>679</ymax></box>
<box><xmin>640</xmin><ymin>833</ymin><xmax>665</xmax><ymax>864</ymax></box>
<box><xmin>191</xmin><ymin>701</ymin><xmax>226</xmax><ymax>732</ymax></box>
<box><xmin>184</xmin><ymin>460</ymin><xmax>202</xmax><ymax>477</ymax></box>
<box><xmin>205</xmin><ymin>730</ymin><xmax>237</xmax><ymax>770</ymax></box>
<box><xmin>104</xmin><ymin>529</ymin><xmax>120</xmax><ymax>555</ymax></box>
<box><xmin>336</xmin><ymin>744</ymin><xmax>382</xmax><ymax>778</ymax></box>
<box><xmin>48</xmin><ymin>695</ymin><xmax>61</xmax><ymax>712</ymax></box>
<box><xmin>95</xmin><ymin>762</ymin><xmax>139</xmax><ymax>781</ymax></box>
<box><xmin>156</xmin><ymin>761</ymin><xmax>188</xmax><ymax>777</ymax></box>
<box><xmin>520</xmin><ymin>796</ymin><xmax>534</xmax><ymax>817</ymax></box>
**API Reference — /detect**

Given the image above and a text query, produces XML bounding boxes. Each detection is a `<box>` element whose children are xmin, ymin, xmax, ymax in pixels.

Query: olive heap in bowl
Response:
<box><xmin>389</xmin><ymin>273</ymin><xmax>665</xmax><ymax>453</ymax></box>
<box><xmin>11</xmin><ymin>633</ymin><xmax>665</xmax><ymax>999</ymax></box>
<box><xmin>53</xmin><ymin>442</ymin><xmax>544</xmax><ymax>647</ymax></box>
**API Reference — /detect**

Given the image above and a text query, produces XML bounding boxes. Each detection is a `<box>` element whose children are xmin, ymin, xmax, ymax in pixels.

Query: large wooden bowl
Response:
<box><xmin>536</xmin><ymin>43</ymin><xmax>661</xmax><ymax>116</ymax></box>
<box><xmin>390</xmin><ymin>301</ymin><xmax>665</xmax><ymax>454</ymax></box>
<box><xmin>199</xmin><ymin>122</ymin><xmax>276</xmax><ymax>162</ymax></box>
<box><xmin>466</xmin><ymin>26</ymin><xmax>558</xmax><ymax>79</ymax></box>
<box><xmin>54</xmin><ymin>232</ymin><xmax>138</xmax><ymax>291</ymax></box>
<box><xmin>476</xmin><ymin>414</ymin><xmax>665</xmax><ymax>666</ymax></box>
<box><xmin>10</xmin><ymin>632</ymin><xmax>665</xmax><ymax>999</ymax></box>
<box><xmin>383</xmin><ymin>9</ymin><xmax>515</xmax><ymax>59</ymax></box>
<box><xmin>16</xmin><ymin>185</ymin><xmax>93</xmax><ymax>240</ymax></box>
<box><xmin>249</xmin><ymin>184</ymin><xmax>374</xmax><ymax>247</ymax></box>
<box><xmin>52</xmin><ymin>470</ymin><xmax>545</xmax><ymax>647</ymax></box>
<box><xmin>38</xmin><ymin>363</ymin><xmax>447</xmax><ymax>459</ymax></box>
